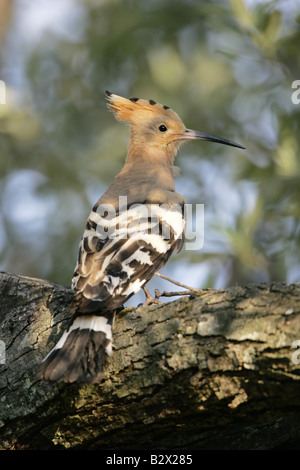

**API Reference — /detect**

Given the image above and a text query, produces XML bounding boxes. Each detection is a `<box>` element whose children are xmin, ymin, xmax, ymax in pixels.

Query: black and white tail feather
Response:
<box><xmin>37</xmin><ymin>313</ymin><xmax>115</xmax><ymax>383</ymax></box>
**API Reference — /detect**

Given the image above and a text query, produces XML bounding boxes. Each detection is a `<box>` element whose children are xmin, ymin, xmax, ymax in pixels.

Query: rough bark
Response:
<box><xmin>0</xmin><ymin>270</ymin><xmax>299</xmax><ymax>450</ymax></box>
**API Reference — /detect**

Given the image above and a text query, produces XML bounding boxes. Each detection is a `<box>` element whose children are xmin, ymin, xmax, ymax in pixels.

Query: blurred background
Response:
<box><xmin>0</xmin><ymin>0</ymin><xmax>300</xmax><ymax>304</ymax></box>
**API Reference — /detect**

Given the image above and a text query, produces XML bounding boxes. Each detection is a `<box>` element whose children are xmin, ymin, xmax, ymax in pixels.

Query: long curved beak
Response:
<box><xmin>177</xmin><ymin>128</ymin><xmax>245</xmax><ymax>149</ymax></box>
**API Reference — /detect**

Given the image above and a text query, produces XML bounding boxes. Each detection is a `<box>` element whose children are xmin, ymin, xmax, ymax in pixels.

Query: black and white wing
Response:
<box><xmin>71</xmin><ymin>201</ymin><xmax>185</xmax><ymax>312</ymax></box>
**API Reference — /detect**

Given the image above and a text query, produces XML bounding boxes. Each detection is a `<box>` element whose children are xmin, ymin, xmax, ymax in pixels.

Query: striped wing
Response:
<box><xmin>72</xmin><ymin>202</ymin><xmax>185</xmax><ymax>313</ymax></box>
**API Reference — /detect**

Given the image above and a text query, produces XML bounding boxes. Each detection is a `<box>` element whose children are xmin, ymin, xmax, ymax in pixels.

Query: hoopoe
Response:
<box><xmin>37</xmin><ymin>91</ymin><xmax>244</xmax><ymax>383</ymax></box>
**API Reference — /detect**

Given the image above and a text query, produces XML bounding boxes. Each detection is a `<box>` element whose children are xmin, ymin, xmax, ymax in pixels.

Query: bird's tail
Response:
<box><xmin>36</xmin><ymin>312</ymin><xmax>115</xmax><ymax>383</ymax></box>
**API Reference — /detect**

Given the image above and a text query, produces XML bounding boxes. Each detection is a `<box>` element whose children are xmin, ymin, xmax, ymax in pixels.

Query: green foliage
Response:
<box><xmin>0</xmin><ymin>0</ymin><xmax>299</xmax><ymax>290</ymax></box>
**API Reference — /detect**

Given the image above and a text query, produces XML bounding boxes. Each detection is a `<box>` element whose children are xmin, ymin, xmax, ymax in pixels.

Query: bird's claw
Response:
<box><xmin>139</xmin><ymin>287</ymin><xmax>163</xmax><ymax>306</ymax></box>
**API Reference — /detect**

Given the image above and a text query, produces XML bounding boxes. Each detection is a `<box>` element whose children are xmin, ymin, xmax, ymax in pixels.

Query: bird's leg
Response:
<box><xmin>140</xmin><ymin>274</ymin><xmax>208</xmax><ymax>306</ymax></box>
<box><xmin>154</xmin><ymin>272</ymin><xmax>200</xmax><ymax>293</ymax></box>
<box><xmin>154</xmin><ymin>272</ymin><xmax>209</xmax><ymax>300</ymax></box>
<box><xmin>141</xmin><ymin>286</ymin><xmax>163</xmax><ymax>306</ymax></box>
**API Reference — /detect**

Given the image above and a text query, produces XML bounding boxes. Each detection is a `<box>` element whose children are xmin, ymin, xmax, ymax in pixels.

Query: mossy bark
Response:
<box><xmin>0</xmin><ymin>271</ymin><xmax>299</xmax><ymax>450</ymax></box>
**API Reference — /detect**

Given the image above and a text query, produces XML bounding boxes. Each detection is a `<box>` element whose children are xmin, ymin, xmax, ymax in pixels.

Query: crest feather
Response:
<box><xmin>105</xmin><ymin>91</ymin><xmax>176</xmax><ymax>125</ymax></box>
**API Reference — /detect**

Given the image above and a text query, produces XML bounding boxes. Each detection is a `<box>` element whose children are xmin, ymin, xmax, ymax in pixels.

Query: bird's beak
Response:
<box><xmin>177</xmin><ymin>128</ymin><xmax>245</xmax><ymax>149</ymax></box>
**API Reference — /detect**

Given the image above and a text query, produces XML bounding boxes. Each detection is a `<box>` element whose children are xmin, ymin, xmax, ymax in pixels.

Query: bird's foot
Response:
<box><xmin>140</xmin><ymin>287</ymin><xmax>163</xmax><ymax>306</ymax></box>
<box><xmin>153</xmin><ymin>272</ymin><xmax>210</xmax><ymax>299</ymax></box>
<box><xmin>140</xmin><ymin>274</ymin><xmax>210</xmax><ymax>307</ymax></box>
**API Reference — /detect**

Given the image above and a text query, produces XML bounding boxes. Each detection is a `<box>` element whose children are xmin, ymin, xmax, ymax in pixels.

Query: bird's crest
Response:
<box><xmin>105</xmin><ymin>90</ymin><xmax>180</xmax><ymax>125</ymax></box>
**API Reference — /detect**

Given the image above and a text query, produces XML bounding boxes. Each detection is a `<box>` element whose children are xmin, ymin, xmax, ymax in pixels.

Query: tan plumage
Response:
<box><xmin>37</xmin><ymin>91</ymin><xmax>244</xmax><ymax>383</ymax></box>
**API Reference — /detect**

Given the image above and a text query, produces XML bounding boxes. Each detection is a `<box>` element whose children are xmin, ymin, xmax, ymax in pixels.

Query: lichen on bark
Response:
<box><xmin>0</xmin><ymin>271</ymin><xmax>299</xmax><ymax>450</ymax></box>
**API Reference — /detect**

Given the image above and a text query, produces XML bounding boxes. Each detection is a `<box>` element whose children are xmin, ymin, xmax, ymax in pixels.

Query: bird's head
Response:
<box><xmin>106</xmin><ymin>91</ymin><xmax>244</xmax><ymax>165</ymax></box>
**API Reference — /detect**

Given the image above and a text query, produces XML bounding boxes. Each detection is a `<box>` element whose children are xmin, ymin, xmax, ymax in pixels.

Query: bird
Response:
<box><xmin>36</xmin><ymin>91</ymin><xmax>244</xmax><ymax>383</ymax></box>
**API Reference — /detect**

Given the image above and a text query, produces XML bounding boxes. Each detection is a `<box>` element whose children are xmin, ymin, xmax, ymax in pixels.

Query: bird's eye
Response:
<box><xmin>158</xmin><ymin>124</ymin><xmax>167</xmax><ymax>132</ymax></box>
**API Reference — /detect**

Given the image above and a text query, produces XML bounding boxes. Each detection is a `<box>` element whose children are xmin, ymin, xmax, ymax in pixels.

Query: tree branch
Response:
<box><xmin>0</xmin><ymin>271</ymin><xmax>299</xmax><ymax>450</ymax></box>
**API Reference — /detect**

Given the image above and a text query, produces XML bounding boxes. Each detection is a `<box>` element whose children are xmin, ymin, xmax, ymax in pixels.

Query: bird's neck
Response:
<box><xmin>124</xmin><ymin>146</ymin><xmax>177</xmax><ymax>191</ymax></box>
<box><xmin>127</xmin><ymin>134</ymin><xmax>178</xmax><ymax>166</ymax></box>
<box><xmin>98</xmin><ymin>149</ymin><xmax>180</xmax><ymax>208</ymax></box>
